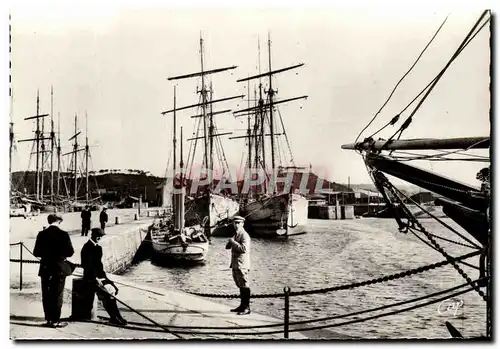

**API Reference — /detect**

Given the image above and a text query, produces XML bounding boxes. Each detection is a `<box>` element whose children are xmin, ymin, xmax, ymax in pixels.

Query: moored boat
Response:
<box><xmin>230</xmin><ymin>35</ymin><xmax>309</xmax><ymax>237</ymax></box>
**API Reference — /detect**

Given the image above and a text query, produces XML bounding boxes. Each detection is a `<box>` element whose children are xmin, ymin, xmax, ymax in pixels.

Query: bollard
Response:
<box><xmin>147</xmin><ymin>211</ymin><xmax>150</xmax><ymax>218</ymax></box>
<box><xmin>19</xmin><ymin>243</ymin><xmax>23</xmax><ymax>291</ymax></box>
<box><xmin>284</xmin><ymin>286</ymin><xmax>290</xmax><ymax>339</ymax></box>
<box><xmin>71</xmin><ymin>278</ymin><xmax>97</xmax><ymax>321</ymax></box>
<box><xmin>138</xmin><ymin>195</ymin><xmax>142</xmax><ymax>218</ymax></box>
<box><xmin>115</xmin><ymin>216</ymin><xmax>120</xmax><ymax>225</ymax></box>
<box><xmin>134</xmin><ymin>213</ymin><xmax>138</xmax><ymax>221</ymax></box>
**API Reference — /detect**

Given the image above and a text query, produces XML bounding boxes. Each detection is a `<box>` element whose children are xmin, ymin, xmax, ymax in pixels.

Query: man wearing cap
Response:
<box><xmin>99</xmin><ymin>207</ymin><xmax>108</xmax><ymax>231</ymax></box>
<box><xmin>81</xmin><ymin>206</ymin><xmax>92</xmax><ymax>237</ymax></box>
<box><xmin>225</xmin><ymin>215</ymin><xmax>252</xmax><ymax>315</ymax></box>
<box><xmin>33</xmin><ymin>213</ymin><xmax>75</xmax><ymax>328</ymax></box>
<box><xmin>80</xmin><ymin>227</ymin><xmax>127</xmax><ymax>326</ymax></box>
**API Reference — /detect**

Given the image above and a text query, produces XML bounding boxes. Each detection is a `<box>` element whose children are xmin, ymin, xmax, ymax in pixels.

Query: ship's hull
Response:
<box><xmin>9</xmin><ymin>203</ymin><xmax>32</xmax><ymax>218</ymax></box>
<box><xmin>185</xmin><ymin>193</ymin><xmax>240</xmax><ymax>236</ymax></box>
<box><xmin>152</xmin><ymin>241</ymin><xmax>209</xmax><ymax>262</ymax></box>
<box><xmin>150</xmin><ymin>224</ymin><xmax>209</xmax><ymax>263</ymax></box>
<box><xmin>238</xmin><ymin>193</ymin><xmax>308</xmax><ymax>238</ymax></box>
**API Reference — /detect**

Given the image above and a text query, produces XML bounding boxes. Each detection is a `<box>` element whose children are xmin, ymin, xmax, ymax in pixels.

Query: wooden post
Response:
<box><xmin>71</xmin><ymin>278</ymin><xmax>97</xmax><ymax>320</ymax></box>
<box><xmin>283</xmin><ymin>286</ymin><xmax>290</xmax><ymax>338</ymax></box>
<box><xmin>138</xmin><ymin>195</ymin><xmax>142</xmax><ymax>218</ymax></box>
<box><xmin>19</xmin><ymin>243</ymin><xmax>23</xmax><ymax>291</ymax></box>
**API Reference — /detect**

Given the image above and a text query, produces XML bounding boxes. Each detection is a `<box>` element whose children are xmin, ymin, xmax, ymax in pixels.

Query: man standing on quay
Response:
<box><xmin>33</xmin><ymin>213</ymin><xmax>75</xmax><ymax>328</ymax></box>
<box><xmin>99</xmin><ymin>207</ymin><xmax>108</xmax><ymax>231</ymax></box>
<box><xmin>225</xmin><ymin>216</ymin><xmax>251</xmax><ymax>315</ymax></box>
<box><xmin>81</xmin><ymin>206</ymin><xmax>91</xmax><ymax>236</ymax></box>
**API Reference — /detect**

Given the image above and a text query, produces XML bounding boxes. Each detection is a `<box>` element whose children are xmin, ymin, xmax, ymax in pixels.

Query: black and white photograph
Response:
<box><xmin>7</xmin><ymin>2</ymin><xmax>493</xmax><ymax>341</ymax></box>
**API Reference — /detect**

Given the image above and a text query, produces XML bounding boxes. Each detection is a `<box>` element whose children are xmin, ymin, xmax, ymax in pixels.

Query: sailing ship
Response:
<box><xmin>10</xmin><ymin>87</ymin><xmax>101</xmax><ymax>215</ymax></box>
<box><xmin>62</xmin><ymin>112</ymin><xmax>101</xmax><ymax>212</ymax></box>
<box><xmin>342</xmin><ymin>10</ymin><xmax>491</xmax><ymax>338</ymax></box>
<box><xmin>10</xmin><ymin>89</ymin><xmax>52</xmax><ymax>216</ymax></box>
<box><xmin>150</xmin><ymin>122</ymin><xmax>209</xmax><ymax>263</ymax></box>
<box><xmin>228</xmin><ymin>36</ymin><xmax>309</xmax><ymax>238</ymax></box>
<box><xmin>161</xmin><ymin>36</ymin><xmax>241</xmax><ymax>239</ymax></box>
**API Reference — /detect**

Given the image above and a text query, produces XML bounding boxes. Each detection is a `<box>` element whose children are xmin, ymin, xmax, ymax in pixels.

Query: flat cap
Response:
<box><xmin>47</xmin><ymin>213</ymin><xmax>63</xmax><ymax>224</ymax></box>
<box><xmin>91</xmin><ymin>227</ymin><xmax>106</xmax><ymax>237</ymax></box>
<box><xmin>232</xmin><ymin>215</ymin><xmax>245</xmax><ymax>223</ymax></box>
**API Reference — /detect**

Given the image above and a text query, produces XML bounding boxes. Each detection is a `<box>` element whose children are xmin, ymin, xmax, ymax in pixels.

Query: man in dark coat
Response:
<box><xmin>80</xmin><ymin>228</ymin><xmax>127</xmax><ymax>326</ymax></box>
<box><xmin>225</xmin><ymin>216</ymin><xmax>251</xmax><ymax>315</ymax></box>
<box><xmin>81</xmin><ymin>206</ymin><xmax>91</xmax><ymax>236</ymax></box>
<box><xmin>33</xmin><ymin>213</ymin><xmax>74</xmax><ymax>328</ymax></box>
<box><xmin>99</xmin><ymin>207</ymin><xmax>108</xmax><ymax>231</ymax></box>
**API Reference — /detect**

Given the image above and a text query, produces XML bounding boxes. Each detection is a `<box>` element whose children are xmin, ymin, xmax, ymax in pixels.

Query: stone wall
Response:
<box><xmin>98</xmin><ymin>222</ymin><xmax>150</xmax><ymax>274</ymax></box>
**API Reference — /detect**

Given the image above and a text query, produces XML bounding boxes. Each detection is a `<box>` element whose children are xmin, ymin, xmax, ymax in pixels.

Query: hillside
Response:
<box><xmin>11</xmin><ymin>170</ymin><xmax>352</xmax><ymax>205</ymax></box>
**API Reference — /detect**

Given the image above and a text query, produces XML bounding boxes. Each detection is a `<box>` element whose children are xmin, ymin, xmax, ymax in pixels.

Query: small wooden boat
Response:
<box><xmin>150</xmin><ymin>222</ymin><xmax>209</xmax><ymax>262</ymax></box>
<box><xmin>150</xmin><ymin>120</ymin><xmax>209</xmax><ymax>263</ymax></box>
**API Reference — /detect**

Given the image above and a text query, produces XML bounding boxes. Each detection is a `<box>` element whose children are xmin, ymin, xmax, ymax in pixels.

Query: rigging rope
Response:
<box><xmin>354</xmin><ymin>14</ymin><xmax>450</xmax><ymax>147</ymax></box>
<box><xmin>276</xmin><ymin>108</ymin><xmax>296</xmax><ymax>167</ymax></box>
<box><xmin>384</xmin><ymin>11</ymin><xmax>491</xmax><ymax>146</ymax></box>
<box><xmin>372</xmin><ymin>171</ymin><xmax>487</xmax><ymax>301</ymax></box>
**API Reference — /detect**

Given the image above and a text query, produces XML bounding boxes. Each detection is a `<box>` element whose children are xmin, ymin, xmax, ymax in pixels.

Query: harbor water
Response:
<box><xmin>123</xmin><ymin>218</ymin><xmax>486</xmax><ymax>339</ymax></box>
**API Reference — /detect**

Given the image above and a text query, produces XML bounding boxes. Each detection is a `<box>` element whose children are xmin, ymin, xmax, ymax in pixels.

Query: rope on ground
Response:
<box><xmin>187</xmin><ymin>250</ymin><xmax>481</xmax><ymax>298</ymax></box>
<box><xmin>96</xmin><ymin>284</ymin><xmax>184</xmax><ymax>339</ymax></box>
<box><xmin>126</xmin><ymin>287</ymin><xmax>475</xmax><ymax>336</ymax></box>
<box><xmin>99</xmin><ymin>277</ymin><xmax>486</xmax><ymax>331</ymax></box>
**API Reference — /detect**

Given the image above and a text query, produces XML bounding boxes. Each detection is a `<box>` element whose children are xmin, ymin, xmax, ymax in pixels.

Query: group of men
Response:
<box><xmin>33</xmin><ymin>208</ymin><xmax>124</xmax><ymax>328</ymax></box>
<box><xmin>32</xmin><ymin>209</ymin><xmax>253</xmax><ymax>329</ymax></box>
<box><xmin>81</xmin><ymin>206</ymin><xmax>108</xmax><ymax>236</ymax></box>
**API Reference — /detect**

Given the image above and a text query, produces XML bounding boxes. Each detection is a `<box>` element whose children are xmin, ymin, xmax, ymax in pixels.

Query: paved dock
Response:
<box><xmin>9</xmin><ymin>210</ymin><xmax>307</xmax><ymax>340</ymax></box>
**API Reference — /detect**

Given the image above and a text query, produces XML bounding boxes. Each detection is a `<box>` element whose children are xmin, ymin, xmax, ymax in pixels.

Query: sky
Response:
<box><xmin>8</xmin><ymin>3</ymin><xmax>492</xmax><ymax>186</ymax></box>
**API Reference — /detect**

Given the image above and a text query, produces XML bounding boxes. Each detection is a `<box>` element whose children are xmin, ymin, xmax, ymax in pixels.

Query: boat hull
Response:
<box><xmin>185</xmin><ymin>193</ymin><xmax>240</xmax><ymax>236</ymax></box>
<box><xmin>238</xmin><ymin>193</ymin><xmax>308</xmax><ymax>238</ymax></box>
<box><xmin>152</xmin><ymin>241</ymin><xmax>209</xmax><ymax>262</ymax></box>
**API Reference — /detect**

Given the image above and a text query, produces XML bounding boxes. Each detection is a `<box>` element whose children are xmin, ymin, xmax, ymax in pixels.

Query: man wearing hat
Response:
<box><xmin>225</xmin><ymin>215</ymin><xmax>252</xmax><ymax>315</ymax></box>
<box><xmin>80</xmin><ymin>227</ymin><xmax>127</xmax><ymax>326</ymax></box>
<box><xmin>99</xmin><ymin>207</ymin><xmax>108</xmax><ymax>231</ymax></box>
<box><xmin>33</xmin><ymin>213</ymin><xmax>75</xmax><ymax>328</ymax></box>
<box><xmin>81</xmin><ymin>206</ymin><xmax>92</xmax><ymax>237</ymax></box>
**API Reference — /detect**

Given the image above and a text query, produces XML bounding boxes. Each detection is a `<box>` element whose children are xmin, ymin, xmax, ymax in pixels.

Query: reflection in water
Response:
<box><xmin>123</xmin><ymin>218</ymin><xmax>485</xmax><ymax>338</ymax></box>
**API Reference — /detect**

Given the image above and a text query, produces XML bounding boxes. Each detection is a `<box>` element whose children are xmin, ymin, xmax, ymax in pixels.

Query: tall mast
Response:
<box><xmin>40</xmin><ymin>90</ymin><xmax>46</xmax><ymax>200</ymax></box>
<box><xmin>9</xmin><ymin>15</ymin><xmax>13</xmax><ymax>190</ymax></box>
<box><xmin>9</xmin><ymin>121</ymin><xmax>13</xmax><ymax>180</ymax></box>
<box><xmin>50</xmin><ymin>86</ymin><xmax>54</xmax><ymax>202</ymax></box>
<box><xmin>19</xmin><ymin>94</ymin><xmax>49</xmax><ymax>200</ymax></box>
<box><xmin>179</xmin><ymin>126</ymin><xmax>185</xmax><ymax>233</ymax></box>
<box><xmin>164</xmin><ymin>38</ymin><xmax>241</xmax><ymax>189</ymax></box>
<box><xmin>247</xmin><ymin>78</ymin><xmax>251</xmax><ymax>177</ymax></box>
<box><xmin>35</xmin><ymin>90</ymin><xmax>40</xmax><ymax>200</ymax></box>
<box><xmin>209</xmin><ymin>81</ymin><xmax>214</xmax><ymax>174</ymax></box>
<box><xmin>267</xmin><ymin>33</ymin><xmax>276</xmax><ymax>187</ymax></box>
<box><xmin>73</xmin><ymin>114</ymin><xmax>78</xmax><ymax>202</ymax></box>
<box><xmin>258</xmin><ymin>37</ymin><xmax>265</xmax><ymax>183</ymax></box>
<box><xmin>85</xmin><ymin>111</ymin><xmax>89</xmax><ymax>203</ymax></box>
<box><xmin>173</xmin><ymin>85</ymin><xmax>177</xmax><ymax>180</ymax></box>
<box><xmin>233</xmin><ymin>36</ymin><xmax>307</xmax><ymax>195</ymax></box>
<box><xmin>56</xmin><ymin>112</ymin><xmax>61</xmax><ymax>197</ymax></box>
<box><xmin>199</xmin><ymin>36</ymin><xmax>209</xmax><ymax>179</ymax></box>
<box><xmin>254</xmin><ymin>86</ymin><xmax>259</xmax><ymax>170</ymax></box>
